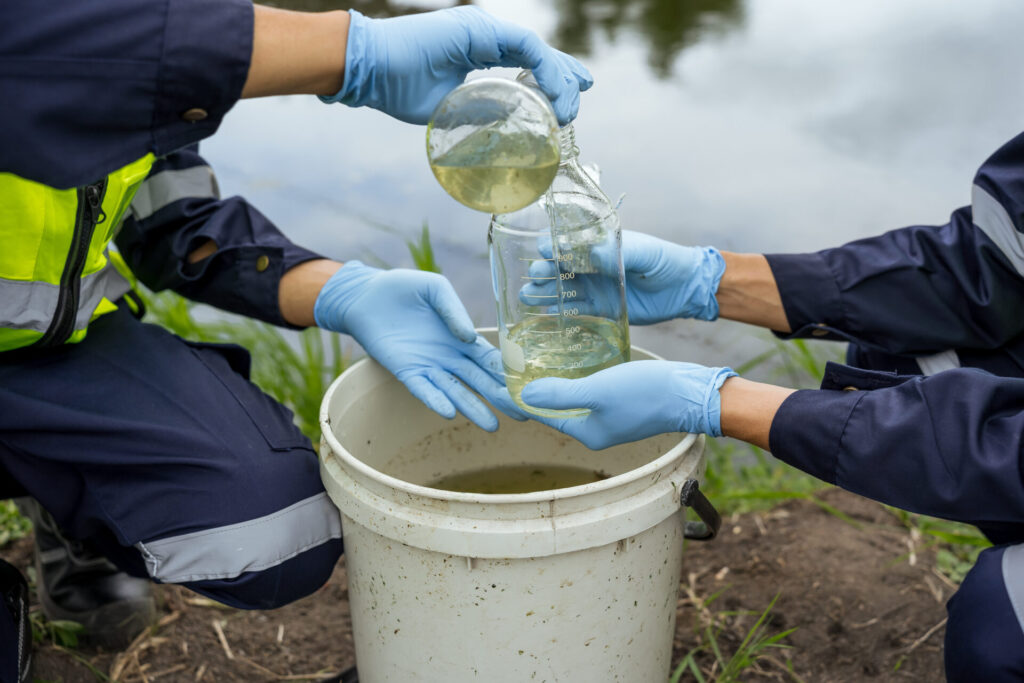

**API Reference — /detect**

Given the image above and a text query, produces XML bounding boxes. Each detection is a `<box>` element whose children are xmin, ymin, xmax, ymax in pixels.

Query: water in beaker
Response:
<box><xmin>489</xmin><ymin>139</ymin><xmax>630</xmax><ymax>418</ymax></box>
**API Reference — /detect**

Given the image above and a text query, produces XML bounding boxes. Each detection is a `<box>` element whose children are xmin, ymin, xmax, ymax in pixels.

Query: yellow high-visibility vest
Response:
<box><xmin>0</xmin><ymin>155</ymin><xmax>154</xmax><ymax>351</ymax></box>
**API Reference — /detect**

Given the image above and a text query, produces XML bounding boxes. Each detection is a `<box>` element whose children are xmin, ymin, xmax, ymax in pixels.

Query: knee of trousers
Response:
<box><xmin>181</xmin><ymin>537</ymin><xmax>344</xmax><ymax>611</ymax></box>
<box><xmin>944</xmin><ymin>545</ymin><xmax>1024</xmax><ymax>682</ymax></box>
<box><xmin>134</xmin><ymin>491</ymin><xmax>346</xmax><ymax>611</ymax></box>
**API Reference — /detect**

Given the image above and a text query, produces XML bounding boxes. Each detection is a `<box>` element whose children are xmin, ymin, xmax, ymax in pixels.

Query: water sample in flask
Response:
<box><xmin>427</xmin><ymin>77</ymin><xmax>560</xmax><ymax>214</ymax></box>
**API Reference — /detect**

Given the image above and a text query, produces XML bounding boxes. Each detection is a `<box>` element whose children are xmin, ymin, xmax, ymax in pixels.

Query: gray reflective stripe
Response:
<box><xmin>130</xmin><ymin>166</ymin><xmax>219</xmax><ymax>221</ymax></box>
<box><xmin>1001</xmin><ymin>543</ymin><xmax>1024</xmax><ymax>638</ymax></box>
<box><xmin>0</xmin><ymin>261</ymin><xmax>131</xmax><ymax>333</ymax></box>
<box><xmin>74</xmin><ymin>264</ymin><xmax>131</xmax><ymax>331</ymax></box>
<box><xmin>916</xmin><ymin>349</ymin><xmax>961</xmax><ymax>376</ymax></box>
<box><xmin>0</xmin><ymin>278</ymin><xmax>56</xmax><ymax>331</ymax></box>
<box><xmin>135</xmin><ymin>492</ymin><xmax>342</xmax><ymax>583</ymax></box>
<box><xmin>972</xmin><ymin>184</ymin><xmax>1024</xmax><ymax>277</ymax></box>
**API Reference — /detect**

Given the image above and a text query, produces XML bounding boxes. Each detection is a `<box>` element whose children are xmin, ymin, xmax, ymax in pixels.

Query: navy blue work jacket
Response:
<box><xmin>766</xmin><ymin>133</ymin><xmax>1024</xmax><ymax>543</ymax></box>
<box><xmin>0</xmin><ymin>0</ymin><xmax>323</xmax><ymax>327</ymax></box>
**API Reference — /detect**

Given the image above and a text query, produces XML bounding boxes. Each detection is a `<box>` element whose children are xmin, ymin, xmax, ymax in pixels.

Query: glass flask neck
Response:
<box><xmin>558</xmin><ymin>125</ymin><xmax>579</xmax><ymax>164</ymax></box>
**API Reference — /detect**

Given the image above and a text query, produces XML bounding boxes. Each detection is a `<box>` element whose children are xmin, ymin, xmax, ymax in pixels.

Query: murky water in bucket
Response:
<box><xmin>429</xmin><ymin>464</ymin><xmax>609</xmax><ymax>494</ymax></box>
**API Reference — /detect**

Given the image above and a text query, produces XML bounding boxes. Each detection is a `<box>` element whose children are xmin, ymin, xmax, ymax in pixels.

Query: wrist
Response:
<box><xmin>663</xmin><ymin>363</ymin><xmax>736</xmax><ymax>437</ymax></box>
<box><xmin>279</xmin><ymin>259</ymin><xmax>344</xmax><ymax>327</ymax></box>
<box><xmin>319</xmin><ymin>9</ymin><xmax>371</xmax><ymax>105</ymax></box>
<box><xmin>702</xmin><ymin>366</ymin><xmax>738</xmax><ymax>437</ymax></box>
<box><xmin>693</xmin><ymin>247</ymin><xmax>726</xmax><ymax>321</ymax></box>
<box><xmin>311</xmin><ymin>260</ymin><xmax>381</xmax><ymax>332</ymax></box>
<box><xmin>718</xmin><ymin>377</ymin><xmax>795</xmax><ymax>450</ymax></box>
<box><xmin>716</xmin><ymin>252</ymin><xmax>791</xmax><ymax>332</ymax></box>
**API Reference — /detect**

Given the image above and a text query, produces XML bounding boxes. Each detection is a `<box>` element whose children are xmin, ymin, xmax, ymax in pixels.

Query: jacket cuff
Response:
<box><xmin>768</xmin><ymin>386</ymin><xmax>865</xmax><ymax>485</ymax></box>
<box><xmin>177</xmin><ymin>242</ymin><xmax>325</xmax><ymax>330</ymax></box>
<box><xmin>153</xmin><ymin>0</ymin><xmax>253</xmax><ymax>155</ymax></box>
<box><xmin>765</xmin><ymin>252</ymin><xmax>847</xmax><ymax>342</ymax></box>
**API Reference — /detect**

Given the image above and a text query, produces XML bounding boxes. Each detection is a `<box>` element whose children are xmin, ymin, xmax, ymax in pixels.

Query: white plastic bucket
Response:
<box><xmin>319</xmin><ymin>330</ymin><xmax>707</xmax><ymax>682</ymax></box>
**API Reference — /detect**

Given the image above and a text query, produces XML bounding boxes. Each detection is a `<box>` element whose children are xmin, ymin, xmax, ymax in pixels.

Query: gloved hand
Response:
<box><xmin>314</xmin><ymin>261</ymin><xmax>526</xmax><ymax>431</ymax></box>
<box><xmin>520</xmin><ymin>231</ymin><xmax>726</xmax><ymax>324</ymax></box>
<box><xmin>521</xmin><ymin>360</ymin><xmax>737</xmax><ymax>450</ymax></box>
<box><xmin>321</xmin><ymin>7</ymin><xmax>593</xmax><ymax>125</ymax></box>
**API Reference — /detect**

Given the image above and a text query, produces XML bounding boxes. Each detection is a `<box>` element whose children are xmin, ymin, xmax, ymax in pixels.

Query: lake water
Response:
<box><xmin>205</xmin><ymin>0</ymin><xmax>1024</xmax><ymax>383</ymax></box>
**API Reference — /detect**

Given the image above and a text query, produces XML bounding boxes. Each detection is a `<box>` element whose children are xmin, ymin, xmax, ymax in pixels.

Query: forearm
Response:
<box><xmin>718</xmin><ymin>377</ymin><xmax>795</xmax><ymax>450</ymax></box>
<box><xmin>716</xmin><ymin>252</ymin><xmax>791</xmax><ymax>333</ymax></box>
<box><xmin>279</xmin><ymin>259</ymin><xmax>344</xmax><ymax>327</ymax></box>
<box><xmin>243</xmin><ymin>6</ymin><xmax>349</xmax><ymax>98</ymax></box>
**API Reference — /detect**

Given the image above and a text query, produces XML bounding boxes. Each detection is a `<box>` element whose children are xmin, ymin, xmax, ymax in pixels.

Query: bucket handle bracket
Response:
<box><xmin>680</xmin><ymin>479</ymin><xmax>721</xmax><ymax>541</ymax></box>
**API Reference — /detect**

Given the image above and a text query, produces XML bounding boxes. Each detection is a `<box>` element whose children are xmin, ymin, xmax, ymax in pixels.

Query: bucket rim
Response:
<box><xmin>319</xmin><ymin>330</ymin><xmax>700</xmax><ymax>505</ymax></box>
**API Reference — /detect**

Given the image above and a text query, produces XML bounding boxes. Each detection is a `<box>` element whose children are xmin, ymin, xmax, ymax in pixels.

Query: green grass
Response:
<box><xmin>702</xmin><ymin>441</ymin><xmax>825</xmax><ymax>516</ymax></box>
<box><xmin>701</xmin><ymin>336</ymin><xmax>838</xmax><ymax>516</ymax></box>
<box><xmin>30</xmin><ymin>610</ymin><xmax>86</xmax><ymax>649</ymax></box>
<box><xmin>672</xmin><ymin>592</ymin><xmax>799</xmax><ymax>683</ymax></box>
<box><xmin>0</xmin><ymin>500</ymin><xmax>32</xmax><ymax>547</ymax></box>
<box><xmin>406</xmin><ymin>222</ymin><xmax>442</xmax><ymax>273</ymax></box>
<box><xmin>885</xmin><ymin>506</ymin><xmax>990</xmax><ymax>583</ymax></box>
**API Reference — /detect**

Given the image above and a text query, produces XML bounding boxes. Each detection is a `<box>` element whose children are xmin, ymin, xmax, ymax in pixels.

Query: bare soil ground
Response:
<box><xmin>2</xmin><ymin>488</ymin><xmax>948</xmax><ymax>682</ymax></box>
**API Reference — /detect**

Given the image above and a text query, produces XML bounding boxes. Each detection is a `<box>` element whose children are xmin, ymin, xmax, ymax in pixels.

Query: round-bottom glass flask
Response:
<box><xmin>427</xmin><ymin>77</ymin><xmax>560</xmax><ymax>214</ymax></box>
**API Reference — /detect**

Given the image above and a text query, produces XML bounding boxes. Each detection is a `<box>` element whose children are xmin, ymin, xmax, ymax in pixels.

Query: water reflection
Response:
<box><xmin>264</xmin><ymin>0</ymin><xmax>746</xmax><ymax>79</ymax></box>
<box><xmin>551</xmin><ymin>0</ymin><xmax>744</xmax><ymax>76</ymax></box>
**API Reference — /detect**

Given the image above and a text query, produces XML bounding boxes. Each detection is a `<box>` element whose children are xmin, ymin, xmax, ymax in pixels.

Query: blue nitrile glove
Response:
<box><xmin>321</xmin><ymin>7</ymin><xmax>594</xmax><ymax>125</ymax></box>
<box><xmin>520</xmin><ymin>231</ymin><xmax>726</xmax><ymax>324</ymax></box>
<box><xmin>521</xmin><ymin>360</ymin><xmax>737</xmax><ymax>450</ymax></box>
<box><xmin>315</xmin><ymin>261</ymin><xmax>527</xmax><ymax>431</ymax></box>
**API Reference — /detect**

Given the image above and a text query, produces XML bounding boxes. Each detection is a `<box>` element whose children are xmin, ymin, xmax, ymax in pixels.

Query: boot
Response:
<box><xmin>18</xmin><ymin>499</ymin><xmax>156</xmax><ymax>650</ymax></box>
<box><xmin>0</xmin><ymin>559</ymin><xmax>31</xmax><ymax>682</ymax></box>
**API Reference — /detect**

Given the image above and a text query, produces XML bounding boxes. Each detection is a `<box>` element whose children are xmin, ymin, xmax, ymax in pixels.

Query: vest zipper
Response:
<box><xmin>34</xmin><ymin>179</ymin><xmax>108</xmax><ymax>348</ymax></box>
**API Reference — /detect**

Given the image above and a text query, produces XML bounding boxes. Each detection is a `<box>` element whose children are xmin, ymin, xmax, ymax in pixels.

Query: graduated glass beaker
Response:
<box><xmin>489</xmin><ymin>127</ymin><xmax>630</xmax><ymax>418</ymax></box>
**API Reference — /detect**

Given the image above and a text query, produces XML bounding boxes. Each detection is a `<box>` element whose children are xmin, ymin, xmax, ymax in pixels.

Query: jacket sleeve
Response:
<box><xmin>114</xmin><ymin>147</ymin><xmax>326</xmax><ymax>327</ymax></box>
<box><xmin>0</xmin><ymin>0</ymin><xmax>252</xmax><ymax>190</ymax></box>
<box><xmin>764</xmin><ymin>132</ymin><xmax>1024</xmax><ymax>356</ymax></box>
<box><xmin>769</xmin><ymin>362</ymin><xmax>1024</xmax><ymax>539</ymax></box>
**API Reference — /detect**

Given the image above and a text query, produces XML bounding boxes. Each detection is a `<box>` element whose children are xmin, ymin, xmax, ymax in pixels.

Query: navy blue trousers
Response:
<box><xmin>0</xmin><ymin>307</ymin><xmax>343</xmax><ymax>613</ymax></box>
<box><xmin>846</xmin><ymin>344</ymin><xmax>1024</xmax><ymax>680</ymax></box>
